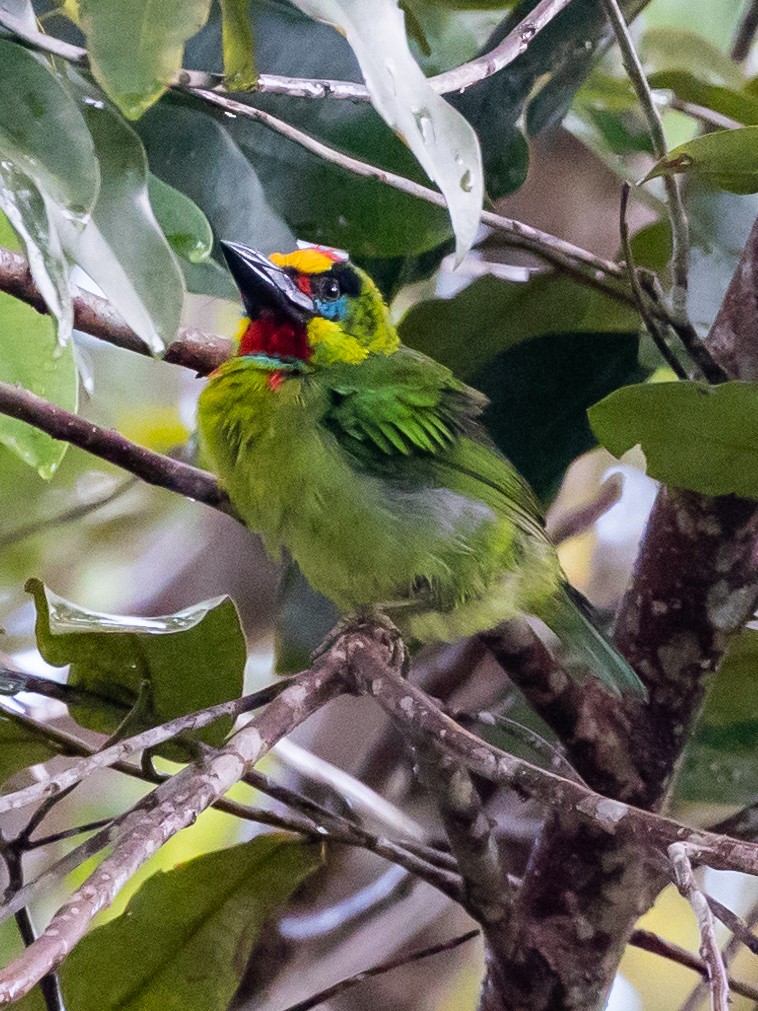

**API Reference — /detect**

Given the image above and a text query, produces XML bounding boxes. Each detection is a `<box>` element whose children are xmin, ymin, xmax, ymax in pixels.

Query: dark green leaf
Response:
<box><xmin>0</xmin><ymin>40</ymin><xmax>99</xmax><ymax>217</ymax></box>
<box><xmin>55</xmin><ymin>82</ymin><xmax>185</xmax><ymax>353</ymax></box>
<box><xmin>0</xmin><ymin>212</ymin><xmax>78</xmax><ymax>477</ymax></box>
<box><xmin>138</xmin><ymin>102</ymin><xmax>294</xmax><ymax>258</ymax></box>
<box><xmin>60</xmin><ymin>836</ymin><xmax>321</xmax><ymax>1011</ymax></box>
<box><xmin>398</xmin><ymin>272</ymin><xmax>638</xmax><ymax>380</ymax></box>
<box><xmin>0</xmin><ymin>714</ymin><xmax>59</xmax><ymax>790</ymax></box>
<box><xmin>648</xmin><ymin>70</ymin><xmax>758</xmax><ymax>127</ymax></box>
<box><xmin>27</xmin><ymin>579</ymin><xmax>246</xmax><ymax>745</ymax></box>
<box><xmin>148</xmin><ymin>174</ymin><xmax>213</xmax><ymax>263</ymax></box>
<box><xmin>78</xmin><ymin>0</ymin><xmax>213</xmax><ymax>118</ymax></box>
<box><xmin>589</xmin><ymin>381</ymin><xmax>758</xmax><ymax>498</ymax></box>
<box><xmin>643</xmin><ymin>127</ymin><xmax>758</xmax><ymax>195</ymax></box>
<box><xmin>220</xmin><ymin>0</ymin><xmax>256</xmax><ymax>90</ymax></box>
<box><xmin>675</xmin><ymin>628</ymin><xmax>758</xmax><ymax>805</ymax></box>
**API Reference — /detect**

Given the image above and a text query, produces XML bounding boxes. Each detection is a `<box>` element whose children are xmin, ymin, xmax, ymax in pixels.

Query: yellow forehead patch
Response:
<box><xmin>270</xmin><ymin>248</ymin><xmax>343</xmax><ymax>274</ymax></box>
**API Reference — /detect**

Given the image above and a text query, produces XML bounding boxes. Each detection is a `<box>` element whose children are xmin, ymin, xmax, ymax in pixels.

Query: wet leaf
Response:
<box><xmin>55</xmin><ymin>85</ymin><xmax>185</xmax><ymax>353</ymax></box>
<box><xmin>27</xmin><ymin>579</ymin><xmax>246</xmax><ymax>745</ymax></box>
<box><xmin>0</xmin><ymin>211</ymin><xmax>78</xmax><ymax>477</ymax></box>
<box><xmin>220</xmin><ymin>0</ymin><xmax>256</xmax><ymax>91</ymax></box>
<box><xmin>60</xmin><ymin>837</ymin><xmax>321</xmax><ymax>1011</ymax></box>
<box><xmin>642</xmin><ymin>127</ymin><xmax>758</xmax><ymax>195</ymax></box>
<box><xmin>78</xmin><ymin>0</ymin><xmax>213</xmax><ymax>118</ymax></box>
<box><xmin>290</xmin><ymin>0</ymin><xmax>483</xmax><ymax>261</ymax></box>
<box><xmin>589</xmin><ymin>381</ymin><xmax>758</xmax><ymax>498</ymax></box>
<box><xmin>148</xmin><ymin>174</ymin><xmax>213</xmax><ymax>263</ymax></box>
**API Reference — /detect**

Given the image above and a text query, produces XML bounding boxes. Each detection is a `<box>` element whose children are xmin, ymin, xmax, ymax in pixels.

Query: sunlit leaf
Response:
<box><xmin>589</xmin><ymin>381</ymin><xmax>758</xmax><ymax>498</ymax></box>
<box><xmin>0</xmin><ymin>211</ymin><xmax>78</xmax><ymax>477</ymax></box>
<box><xmin>290</xmin><ymin>0</ymin><xmax>483</xmax><ymax>261</ymax></box>
<box><xmin>0</xmin><ymin>715</ymin><xmax>59</xmax><ymax>791</ymax></box>
<box><xmin>27</xmin><ymin>579</ymin><xmax>246</xmax><ymax>745</ymax></box>
<box><xmin>219</xmin><ymin>0</ymin><xmax>256</xmax><ymax>91</ymax></box>
<box><xmin>148</xmin><ymin>174</ymin><xmax>213</xmax><ymax>264</ymax></box>
<box><xmin>78</xmin><ymin>0</ymin><xmax>213</xmax><ymax>119</ymax></box>
<box><xmin>642</xmin><ymin>127</ymin><xmax>758</xmax><ymax>195</ymax></box>
<box><xmin>54</xmin><ymin>83</ymin><xmax>185</xmax><ymax>353</ymax></box>
<box><xmin>60</xmin><ymin>837</ymin><xmax>321</xmax><ymax>1011</ymax></box>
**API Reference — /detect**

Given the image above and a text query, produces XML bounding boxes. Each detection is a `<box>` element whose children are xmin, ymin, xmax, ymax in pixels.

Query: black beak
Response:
<box><xmin>220</xmin><ymin>241</ymin><xmax>316</xmax><ymax>321</ymax></box>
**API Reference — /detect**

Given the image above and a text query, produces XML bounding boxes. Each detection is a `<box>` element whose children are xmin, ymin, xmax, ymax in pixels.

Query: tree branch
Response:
<box><xmin>0</xmin><ymin>661</ymin><xmax>345</xmax><ymax>1002</ymax></box>
<box><xmin>732</xmin><ymin>0</ymin><xmax>758</xmax><ymax>62</ymax></box>
<box><xmin>0</xmin><ymin>382</ymin><xmax>232</xmax><ymax>513</ymax></box>
<box><xmin>630</xmin><ymin>929</ymin><xmax>758</xmax><ymax>1002</ymax></box>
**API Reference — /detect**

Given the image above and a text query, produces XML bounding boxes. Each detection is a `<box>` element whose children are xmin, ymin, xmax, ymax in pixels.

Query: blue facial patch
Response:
<box><xmin>316</xmin><ymin>294</ymin><xmax>348</xmax><ymax>320</ymax></box>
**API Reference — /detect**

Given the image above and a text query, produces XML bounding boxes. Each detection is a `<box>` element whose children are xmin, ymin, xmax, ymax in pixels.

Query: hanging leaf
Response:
<box><xmin>589</xmin><ymin>380</ymin><xmax>758</xmax><ymax>498</ymax></box>
<box><xmin>289</xmin><ymin>0</ymin><xmax>483</xmax><ymax>262</ymax></box>
<box><xmin>642</xmin><ymin>127</ymin><xmax>758</xmax><ymax>195</ymax></box>
<box><xmin>77</xmin><ymin>0</ymin><xmax>213</xmax><ymax>119</ymax></box>
<box><xmin>27</xmin><ymin>579</ymin><xmax>246</xmax><ymax>745</ymax></box>
<box><xmin>54</xmin><ymin>83</ymin><xmax>185</xmax><ymax>353</ymax></box>
<box><xmin>60</xmin><ymin>837</ymin><xmax>321</xmax><ymax>1011</ymax></box>
<box><xmin>148</xmin><ymin>174</ymin><xmax>213</xmax><ymax>264</ymax></box>
<box><xmin>219</xmin><ymin>0</ymin><xmax>256</xmax><ymax>91</ymax></box>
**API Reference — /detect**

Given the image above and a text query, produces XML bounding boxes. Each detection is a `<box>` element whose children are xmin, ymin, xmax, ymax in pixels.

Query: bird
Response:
<box><xmin>197</xmin><ymin>241</ymin><xmax>643</xmax><ymax>697</ymax></box>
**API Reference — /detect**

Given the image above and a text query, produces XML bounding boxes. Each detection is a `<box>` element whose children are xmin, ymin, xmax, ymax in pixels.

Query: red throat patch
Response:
<box><xmin>238</xmin><ymin>315</ymin><xmax>312</xmax><ymax>362</ymax></box>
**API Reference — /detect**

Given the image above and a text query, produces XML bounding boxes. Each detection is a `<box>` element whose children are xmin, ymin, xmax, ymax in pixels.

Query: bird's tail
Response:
<box><xmin>536</xmin><ymin>588</ymin><xmax>646</xmax><ymax>700</ymax></box>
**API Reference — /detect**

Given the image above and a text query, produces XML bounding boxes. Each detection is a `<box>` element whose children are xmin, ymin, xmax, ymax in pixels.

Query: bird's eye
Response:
<box><xmin>317</xmin><ymin>276</ymin><xmax>341</xmax><ymax>301</ymax></box>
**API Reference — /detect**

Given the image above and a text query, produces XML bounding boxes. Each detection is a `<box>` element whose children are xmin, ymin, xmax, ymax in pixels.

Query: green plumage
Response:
<box><xmin>197</xmin><ymin>246</ymin><xmax>642</xmax><ymax>697</ymax></box>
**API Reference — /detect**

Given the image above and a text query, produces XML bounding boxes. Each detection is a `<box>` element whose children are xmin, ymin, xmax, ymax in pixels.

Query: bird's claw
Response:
<box><xmin>310</xmin><ymin>608</ymin><xmax>410</xmax><ymax>677</ymax></box>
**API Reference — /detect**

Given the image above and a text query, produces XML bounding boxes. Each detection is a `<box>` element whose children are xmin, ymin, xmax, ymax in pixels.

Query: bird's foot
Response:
<box><xmin>310</xmin><ymin>607</ymin><xmax>410</xmax><ymax>677</ymax></box>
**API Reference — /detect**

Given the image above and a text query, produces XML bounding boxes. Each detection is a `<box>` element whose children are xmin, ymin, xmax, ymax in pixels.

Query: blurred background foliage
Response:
<box><xmin>0</xmin><ymin>0</ymin><xmax>757</xmax><ymax>1008</ymax></box>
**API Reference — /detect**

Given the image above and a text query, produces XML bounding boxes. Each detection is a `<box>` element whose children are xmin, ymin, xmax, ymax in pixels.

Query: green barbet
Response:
<box><xmin>197</xmin><ymin>242</ymin><xmax>642</xmax><ymax>696</ymax></box>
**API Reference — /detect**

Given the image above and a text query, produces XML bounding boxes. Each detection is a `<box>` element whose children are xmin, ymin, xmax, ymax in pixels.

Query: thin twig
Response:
<box><xmin>547</xmin><ymin>473</ymin><xmax>624</xmax><ymax>546</ymax></box>
<box><xmin>600</xmin><ymin>0</ymin><xmax>690</xmax><ymax>320</ymax></box>
<box><xmin>667</xmin><ymin>96</ymin><xmax>742</xmax><ymax>132</ymax></box>
<box><xmin>0</xmin><ymin>662</ymin><xmax>345</xmax><ymax>1001</ymax></box>
<box><xmin>669</xmin><ymin>843</ymin><xmax>730</xmax><ymax>1011</ymax></box>
<box><xmin>0</xmin><ymin>382</ymin><xmax>232</xmax><ymax>514</ymax></box>
<box><xmin>0</xmin><ymin>678</ymin><xmax>289</xmax><ymax>816</ymax></box>
<box><xmin>279</xmin><ymin>928</ymin><xmax>480</xmax><ymax>1011</ymax></box>
<box><xmin>705</xmin><ymin>894</ymin><xmax>758</xmax><ymax>957</ymax></box>
<box><xmin>619</xmin><ymin>181</ymin><xmax>687</xmax><ymax>378</ymax></box>
<box><xmin>732</xmin><ymin>0</ymin><xmax>758</xmax><ymax>62</ymax></box>
<box><xmin>629</xmin><ymin>928</ymin><xmax>758</xmax><ymax>1002</ymax></box>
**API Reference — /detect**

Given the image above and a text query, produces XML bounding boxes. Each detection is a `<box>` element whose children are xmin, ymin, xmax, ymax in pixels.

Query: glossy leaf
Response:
<box><xmin>289</xmin><ymin>0</ymin><xmax>483</xmax><ymax>261</ymax></box>
<box><xmin>675</xmin><ymin>628</ymin><xmax>758</xmax><ymax>805</ymax></box>
<box><xmin>589</xmin><ymin>381</ymin><xmax>758</xmax><ymax>498</ymax></box>
<box><xmin>148</xmin><ymin>174</ymin><xmax>213</xmax><ymax>263</ymax></box>
<box><xmin>0</xmin><ymin>162</ymin><xmax>73</xmax><ymax>347</ymax></box>
<box><xmin>60</xmin><ymin>837</ymin><xmax>321</xmax><ymax>1011</ymax></box>
<box><xmin>0</xmin><ymin>212</ymin><xmax>78</xmax><ymax>477</ymax></box>
<box><xmin>138</xmin><ymin>102</ymin><xmax>294</xmax><ymax>256</ymax></box>
<box><xmin>643</xmin><ymin>127</ymin><xmax>758</xmax><ymax>195</ymax></box>
<box><xmin>649</xmin><ymin>69</ymin><xmax>758</xmax><ymax>126</ymax></box>
<box><xmin>220</xmin><ymin>0</ymin><xmax>256</xmax><ymax>90</ymax></box>
<box><xmin>0</xmin><ymin>715</ymin><xmax>59</xmax><ymax>791</ymax></box>
<box><xmin>78</xmin><ymin>0</ymin><xmax>213</xmax><ymax>118</ymax></box>
<box><xmin>55</xmin><ymin>87</ymin><xmax>184</xmax><ymax>353</ymax></box>
<box><xmin>0</xmin><ymin>40</ymin><xmax>99</xmax><ymax>216</ymax></box>
<box><xmin>27</xmin><ymin>579</ymin><xmax>246</xmax><ymax>744</ymax></box>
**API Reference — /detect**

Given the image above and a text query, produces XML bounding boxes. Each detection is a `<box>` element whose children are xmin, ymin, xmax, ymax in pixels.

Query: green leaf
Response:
<box><xmin>642</xmin><ymin>127</ymin><xmax>758</xmax><ymax>195</ymax></box>
<box><xmin>641</xmin><ymin>27</ymin><xmax>745</xmax><ymax>91</ymax></box>
<box><xmin>675</xmin><ymin>628</ymin><xmax>758</xmax><ymax>805</ymax></box>
<box><xmin>0</xmin><ymin>715</ymin><xmax>59</xmax><ymax>790</ymax></box>
<box><xmin>54</xmin><ymin>82</ymin><xmax>185</xmax><ymax>353</ymax></box>
<box><xmin>289</xmin><ymin>0</ymin><xmax>483</xmax><ymax>262</ymax></box>
<box><xmin>138</xmin><ymin>102</ymin><xmax>294</xmax><ymax>256</ymax></box>
<box><xmin>220</xmin><ymin>0</ymin><xmax>256</xmax><ymax>91</ymax></box>
<box><xmin>27</xmin><ymin>579</ymin><xmax>246</xmax><ymax>745</ymax></box>
<box><xmin>0</xmin><ymin>212</ymin><xmax>78</xmax><ymax>477</ymax></box>
<box><xmin>78</xmin><ymin>0</ymin><xmax>213</xmax><ymax>119</ymax></box>
<box><xmin>0</xmin><ymin>40</ymin><xmax>99</xmax><ymax>217</ymax></box>
<box><xmin>398</xmin><ymin>272</ymin><xmax>638</xmax><ymax>380</ymax></box>
<box><xmin>648</xmin><ymin>70</ymin><xmax>758</xmax><ymax>127</ymax></box>
<box><xmin>147</xmin><ymin>174</ymin><xmax>213</xmax><ymax>263</ymax></box>
<box><xmin>60</xmin><ymin>837</ymin><xmax>321</xmax><ymax>1011</ymax></box>
<box><xmin>589</xmin><ymin>381</ymin><xmax>758</xmax><ymax>498</ymax></box>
